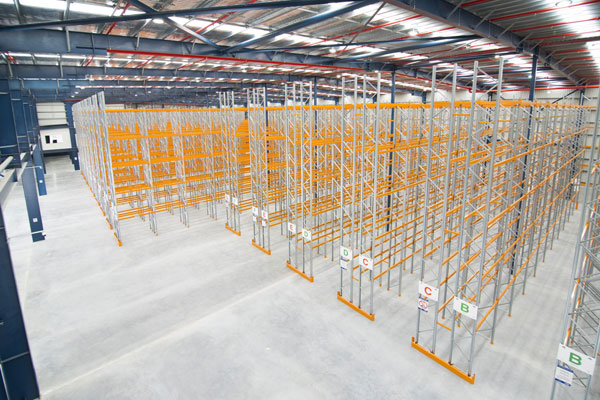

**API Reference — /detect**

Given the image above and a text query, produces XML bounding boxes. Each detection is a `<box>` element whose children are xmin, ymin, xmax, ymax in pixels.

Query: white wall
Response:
<box><xmin>36</xmin><ymin>102</ymin><xmax>72</xmax><ymax>152</ymax></box>
<box><xmin>37</xmin><ymin>102</ymin><xmax>67</xmax><ymax>126</ymax></box>
<box><xmin>105</xmin><ymin>103</ymin><xmax>126</xmax><ymax>110</ymax></box>
<box><xmin>41</xmin><ymin>127</ymin><xmax>72</xmax><ymax>151</ymax></box>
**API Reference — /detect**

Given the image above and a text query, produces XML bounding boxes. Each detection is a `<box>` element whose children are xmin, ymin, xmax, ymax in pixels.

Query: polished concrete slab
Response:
<box><xmin>4</xmin><ymin>155</ymin><xmax>595</xmax><ymax>399</ymax></box>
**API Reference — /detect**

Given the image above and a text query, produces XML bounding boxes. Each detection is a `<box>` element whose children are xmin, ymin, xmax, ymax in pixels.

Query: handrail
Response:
<box><xmin>0</xmin><ymin>156</ymin><xmax>14</xmax><ymax>175</ymax></box>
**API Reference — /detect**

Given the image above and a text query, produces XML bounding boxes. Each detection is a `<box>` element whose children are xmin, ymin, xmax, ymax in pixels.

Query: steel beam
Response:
<box><xmin>0</xmin><ymin>85</ymin><xmax>21</xmax><ymax>164</ymax></box>
<box><xmin>224</xmin><ymin>0</ymin><xmax>378</xmax><ymax>54</ymax></box>
<box><xmin>12</xmin><ymin>0</ymin><xmax>24</xmax><ymax>24</ymax></box>
<box><xmin>384</xmin><ymin>0</ymin><xmax>580</xmax><ymax>84</ymax></box>
<box><xmin>0</xmin><ymin>29</ymin><xmax>446</xmax><ymax>88</ymax></box>
<box><xmin>238</xmin><ymin>36</ymin><xmax>477</xmax><ymax>53</ymax></box>
<box><xmin>126</xmin><ymin>0</ymin><xmax>221</xmax><ymax>49</ymax></box>
<box><xmin>343</xmin><ymin>35</ymin><xmax>480</xmax><ymax>60</ymax></box>
<box><xmin>0</xmin><ymin>0</ymin><xmax>353</xmax><ymax>32</ymax></box>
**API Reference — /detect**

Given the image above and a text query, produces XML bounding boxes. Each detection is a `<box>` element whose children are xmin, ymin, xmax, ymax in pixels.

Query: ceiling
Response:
<box><xmin>0</xmin><ymin>0</ymin><xmax>598</xmax><ymax>104</ymax></box>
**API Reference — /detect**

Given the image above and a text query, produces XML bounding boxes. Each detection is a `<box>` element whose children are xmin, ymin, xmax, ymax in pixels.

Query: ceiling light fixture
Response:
<box><xmin>555</xmin><ymin>0</ymin><xmax>573</xmax><ymax>7</ymax></box>
<box><xmin>408</xmin><ymin>29</ymin><xmax>419</xmax><ymax>36</ymax></box>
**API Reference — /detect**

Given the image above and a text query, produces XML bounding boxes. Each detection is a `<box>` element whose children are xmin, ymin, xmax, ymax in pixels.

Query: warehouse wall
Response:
<box><xmin>36</xmin><ymin>102</ymin><xmax>72</xmax><ymax>152</ymax></box>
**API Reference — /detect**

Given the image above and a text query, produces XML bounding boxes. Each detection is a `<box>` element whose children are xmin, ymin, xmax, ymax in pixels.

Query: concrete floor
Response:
<box><xmin>4</xmin><ymin>155</ymin><xmax>595</xmax><ymax>399</ymax></box>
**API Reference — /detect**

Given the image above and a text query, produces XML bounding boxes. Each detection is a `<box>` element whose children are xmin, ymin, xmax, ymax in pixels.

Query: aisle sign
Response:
<box><xmin>554</xmin><ymin>365</ymin><xmax>573</xmax><ymax>386</ymax></box>
<box><xmin>359</xmin><ymin>254</ymin><xmax>373</xmax><ymax>270</ymax></box>
<box><xmin>340</xmin><ymin>246</ymin><xmax>352</xmax><ymax>270</ymax></box>
<box><xmin>418</xmin><ymin>297</ymin><xmax>429</xmax><ymax>312</ymax></box>
<box><xmin>252</xmin><ymin>206</ymin><xmax>258</xmax><ymax>216</ymax></box>
<box><xmin>557</xmin><ymin>344</ymin><xmax>596</xmax><ymax>375</ymax></box>
<box><xmin>262</xmin><ymin>210</ymin><xmax>269</xmax><ymax>220</ymax></box>
<box><xmin>453</xmin><ymin>298</ymin><xmax>478</xmax><ymax>320</ymax></box>
<box><xmin>225</xmin><ymin>194</ymin><xmax>230</xmax><ymax>203</ymax></box>
<box><xmin>232</xmin><ymin>197</ymin><xmax>239</xmax><ymax>206</ymax></box>
<box><xmin>288</xmin><ymin>222</ymin><xmax>296</xmax><ymax>234</ymax></box>
<box><xmin>418</xmin><ymin>281</ymin><xmax>439</xmax><ymax>302</ymax></box>
<box><xmin>302</xmin><ymin>229</ymin><xmax>312</xmax><ymax>241</ymax></box>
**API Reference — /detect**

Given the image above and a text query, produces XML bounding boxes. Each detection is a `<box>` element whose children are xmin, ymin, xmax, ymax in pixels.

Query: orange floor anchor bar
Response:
<box><xmin>251</xmin><ymin>240</ymin><xmax>271</xmax><ymax>255</ymax></box>
<box><xmin>411</xmin><ymin>338</ymin><xmax>475</xmax><ymax>384</ymax></box>
<box><xmin>286</xmin><ymin>260</ymin><xmax>314</xmax><ymax>283</ymax></box>
<box><xmin>225</xmin><ymin>223</ymin><xmax>241</xmax><ymax>236</ymax></box>
<box><xmin>337</xmin><ymin>292</ymin><xmax>375</xmax><ymax>321</ymax></box>
<box><xmin>113</xmin><ymin>232</ymin><xmax>122</xmax><ymax>247</ymax></box>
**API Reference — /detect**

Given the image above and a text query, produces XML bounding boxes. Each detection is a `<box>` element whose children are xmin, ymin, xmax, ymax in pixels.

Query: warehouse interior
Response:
<box><xmin>1</xmin><ymin>0</ymin><xmax>600</xmax><ymax>399</ymax></box>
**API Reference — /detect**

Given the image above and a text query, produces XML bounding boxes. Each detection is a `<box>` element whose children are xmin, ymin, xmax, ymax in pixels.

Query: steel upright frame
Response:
<box><xmin>551</xmin><ymin>90</ymin><xmax>600</xmax><ymax>400</ymax></box>
<box><xmin>412</xmin><ymin>60</ymin><xmax>589</xmax><ymax>383</ymax></box>
<box><xmin>285</xmin><ymin>81</ymin><xmax>316</xmax><ymax>282</ymax></box>
<box><xmin>248</xmin><ymin>87</ymin><xmax>272</xmax><ymax>254</ymax></box>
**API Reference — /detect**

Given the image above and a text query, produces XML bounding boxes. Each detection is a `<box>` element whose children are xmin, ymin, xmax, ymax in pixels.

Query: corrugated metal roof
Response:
<box><xmin>1</xmin><ymin>0</ymin><xmax>598</xmax><ymax>92</ymax></box>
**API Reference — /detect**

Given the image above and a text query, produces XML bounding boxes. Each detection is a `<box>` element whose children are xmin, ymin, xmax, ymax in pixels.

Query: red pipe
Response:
<box><xmin>321</xmin><ymin>26</ymin><xmax>457</xmax><ymax>58</ymax></box>
<box><xmin>566</xmin><ymin>62</ymin><xmax>598</xmax><ymax>67</ymax></box>
<box><xmin>554</xmin><ymin>48</ymin><xmax>594</xmax><ymax>55</ymax></box>
<box><xmin>495</xmin><ymin>85</ymin><xmax>599</xmax><ymax>92</ymax></box>
<box><xmin>136</xmin><ymin>56</ymin><xmax>156</xmax><ymax>68</ymax></box>
<box><xmin>490</xmin><ymin>0</ymin><xmax>600</xmax><ymax>22</ymax></box>
<box><xmin>540</xmin><ymin>36</ymin><xmax>600</xmax><ymax>47</ymax></box>
<box><xmin>211</xmin><ymin>60</ymin><xmax>247</xmax><ymax>72</ymax></box>
<box><xmin>392</xmin><ymin>71</ymin><xmax>473</xmax><ymax>91</ymax></box>
<box><xmin>105</xmin><ymin>3</ymin><xmax>130</xmax><ymax>35</ymax></box>
<box><xmin>106</xmin><ymin>50</ymin><xmax>481</xmax><ymax>92</ymax></box>
<box><xmin>308</xmin><ymin>15</ymin><xmax>422</xmax><ymax>49</ymax></box>
<box><xmin>389</xmin><ymin>40</ymin><xmax>501</xmax><ymax>63</ymax></box>
<box><xmin>83</xmin><ymin>56</ymin><xmax>94</xmax><ymax>67</ymax></box>
<box><xmin>180</xmin><ymin>0</ymin><xmax>258</xmax><ymax>42</ymax></box>
<box><xmin>512</xmin><ymin>17</ymin><xmax>600</xmax><ymax>32</ymax></box>
<box><xmin>530</xmin><ymin>29</ymin><xmax>600</xmax><ymax>41</ymax></box>
<box><xmin>560</xmin><ymin>56</ymin><xmax>594</xmax><ymax>62</ymax></box>
<box><xmin>403</xmin><ymin>46</ymin><xmax>514</xmax><ymax>63</ymax></box>
<box><xmin>181</xmin><ymin>14</ymin><xmax>230</xmax><ymax>41</ymax></box>
<box><xmin>106</xmin><ymin>48</ymin><xmax>364</xmax><ymax>71</ymax></box>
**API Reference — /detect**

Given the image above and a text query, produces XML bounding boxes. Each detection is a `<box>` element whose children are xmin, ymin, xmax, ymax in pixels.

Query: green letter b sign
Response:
<box><xmin>557</xmin><ymin>344</ymin><xmax>596</xmax><ymax>375</ymax></box>
<box><xmin>569</xmin><ymin>352</ymin><xmax>582</xmax><ymax>366</ymax></box>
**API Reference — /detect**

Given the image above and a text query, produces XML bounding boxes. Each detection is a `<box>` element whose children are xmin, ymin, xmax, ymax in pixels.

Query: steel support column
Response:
<box><xmin>21</xmin><ymin>153</ymin><xmax>45</xmax><ymax>242</ymax></box>
<box><xmin>0</xmin><ymin>81</ymin><xmax>46</xmax><ymax>240</ymax></box>
<box><xmin>65</xmin><ymin>102</ymin><xmax>80</xmax><ymax>170</ymax></box>
<box><xmin>31</xmin><ymin>142</ymin><xmax>46</xmax><ymax>196</ymax></box>
<box><xmin>11</xmin><ymin>89</ymin><xmax>47</xmax><ymax>197</ymax></box>
<box><xmin>509</xmin><ymin>49</ymin><xmax>538</xmax><ymax>274</ymax></box>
